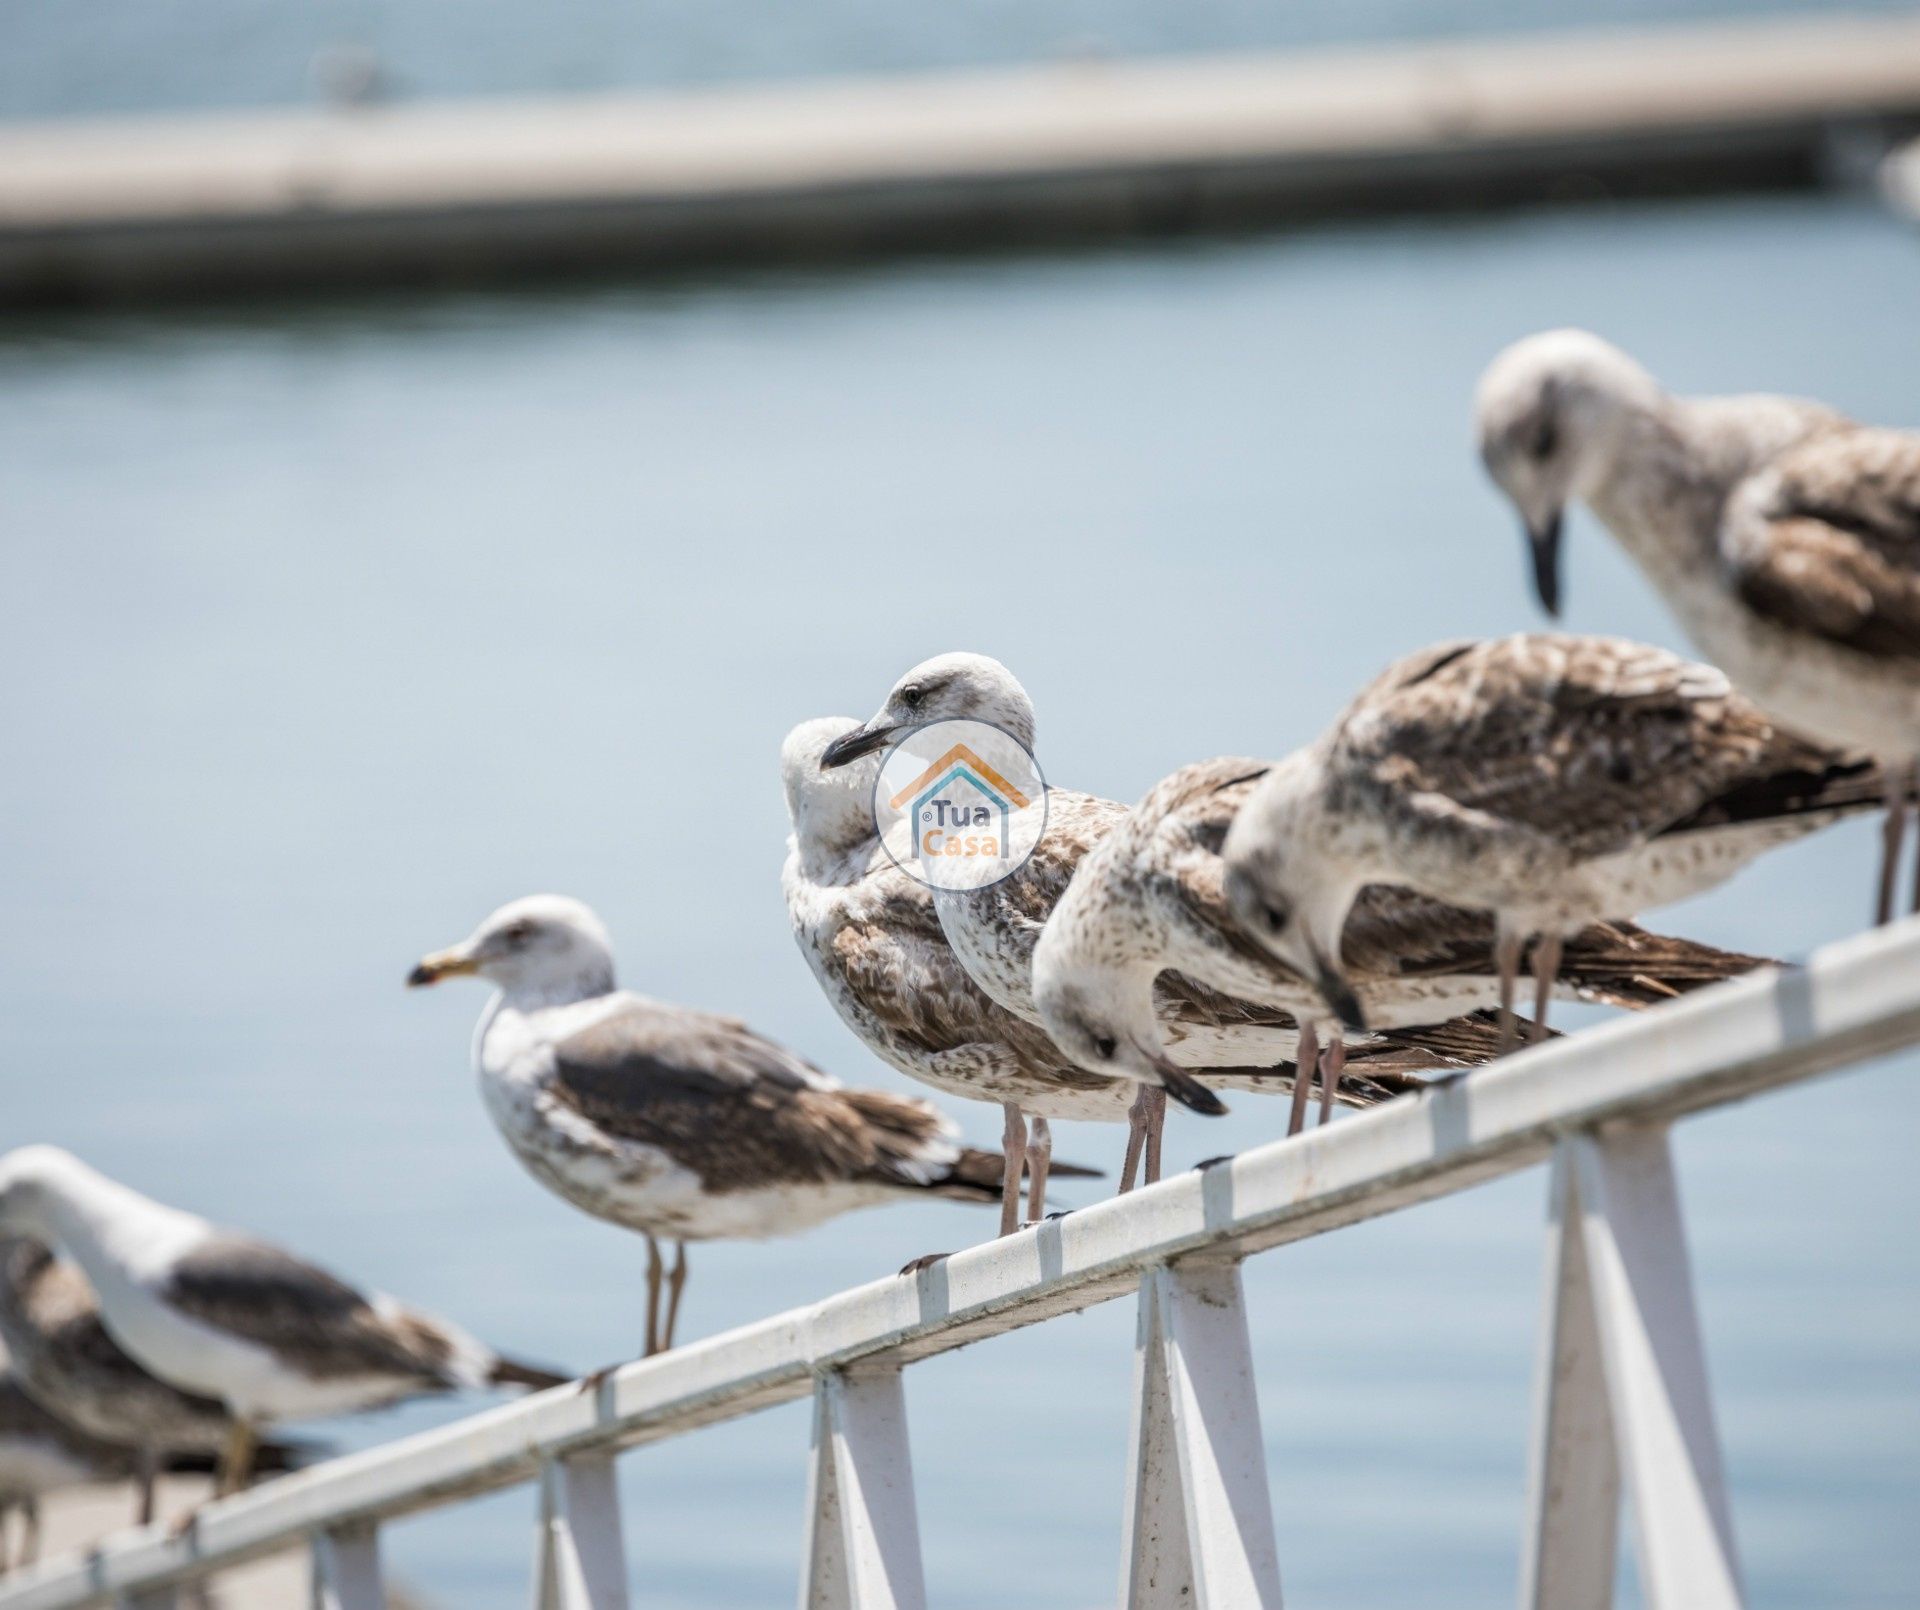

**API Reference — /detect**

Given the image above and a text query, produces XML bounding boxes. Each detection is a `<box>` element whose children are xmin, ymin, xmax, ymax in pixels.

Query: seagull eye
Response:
<box><xmin>1094</xmin><ymin>1035</ymin><xmax>1118</xmax><ymax>1061</ymax></box>
<box><xmin>1529</xmin><ymin>413</ymin><xmax>1559</xmax><ymax>461</ymax></box>
<box><xmin>501</xmin><ymin>922</ymin><xmax>534</xmax><ymax>946</ymax></box>
<box><xmin>899</xmin><ymin>685</ymin><xmax>924</xmax><ymax>709</ymax></box>
<box><xmin>1261</xmin><ymin>902</ymin><xmax>1291</xmax><ymax>936</ymax></box>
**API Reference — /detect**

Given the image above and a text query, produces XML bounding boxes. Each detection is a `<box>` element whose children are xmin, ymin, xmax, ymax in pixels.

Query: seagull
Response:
<box><xmin>787</xmin><ymin>716</ymin><xmax>1324</xmax><ymax>1211</ymax></box>
<box><xmin>1220</xmin><ymin>634</ymin><xmax>1881</xmax><ymax>1042</ymax></box>
<box><xmin>0</xmin><ymin>1368</ymin><xmax>303</xmax><ymax>1566</ymax></box>
<box><xmin>409</xmin><ymin>894</ymin><xmax>1092</xmax><ymax>1353</ymax></box>
<box><xmin>819</xmin><ymin>655</ymin><xmax>1510</xmax><ymax>1136</ymax></box>
<box><xmin>1034</xmin><ymin>753</ymin><xmax>1772</xmax><ymax>1122</ymax></box>
<box><xmin>0</xmin><ymin>1239</ymin><xmax>309</xmax><ymax>1526</ymax></box>
<box><xmin>0</xmin><ymin>1370</ymin><xmax>142</xmax><ymax>1574</ymax></box>
<box><xmin>1477</xmin><ymin>327</ymin><xmax>1920</xmax><ymax>922</ymax></box>
<box><xmin>0</xmin><ymin>1148</ymin><xmax>566</xmax><ymax>1501</ymax></box>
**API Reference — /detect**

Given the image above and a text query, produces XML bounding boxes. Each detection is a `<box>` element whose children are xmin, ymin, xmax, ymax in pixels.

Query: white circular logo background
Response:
<box><xmin>871</xmin><ymin>718</ymin><xmax>1048</xmax><ymax>891</ymax></box>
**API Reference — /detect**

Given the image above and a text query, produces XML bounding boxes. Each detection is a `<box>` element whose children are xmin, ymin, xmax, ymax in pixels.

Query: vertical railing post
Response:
<box><xmin>1520</xmin><ymin>1150</ymin><xmax>1620</xmax><ymax>1610</ymax></box>
<box><xmin>799</xmin><ymin>1368</ymin><xmax>927</xmax><ymax>1610</ymax></box>
<box><xmin>1119</xmin><ymin>1259</ymin><xmax>1283</xmax><ymax>1610</ymax></box>
<box><xmin>311</xmin><ymin>1524</ymin><xmax>383</xmax><ymax>1610</ymax></box>
<box><xmin>534</xmin><ymin>1453</ymin><xmax>631</xmax><ymax>1610</ymax></box>
<box><xmin>1520</xmin><ymin>1127</ymin><xmax>1745</xmax><ymax>1610</ymax></box>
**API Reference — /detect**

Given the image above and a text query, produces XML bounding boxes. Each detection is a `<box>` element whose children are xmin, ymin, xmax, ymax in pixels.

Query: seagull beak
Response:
<box><xmin>407</xmin><ymin>946</ymin><xmax>478</xmax><ymax>987</ymax></box>
<box><xmin>819</xmin><ymin>721</ymin><xmax>896</xmax><ymax>769</ymax></box>
<box><xmin>1526</xmin><ymin>508</ymin><xmax>1565</xmax><ymax>619</ymax></box>
<box><xmin>1306</xmin><ymin>938</ymin><xmax>1368</xmax><ymax>1034</ymax></box>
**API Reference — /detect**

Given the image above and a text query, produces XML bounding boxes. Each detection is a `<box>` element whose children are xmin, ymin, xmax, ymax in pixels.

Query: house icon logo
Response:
<box><xmin>870</xmin><ymin>719</ymin><xmax>1048</xmax><ymax>891</ymax></box>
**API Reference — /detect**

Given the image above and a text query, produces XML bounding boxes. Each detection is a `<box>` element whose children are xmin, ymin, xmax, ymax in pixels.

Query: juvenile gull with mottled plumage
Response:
<box><xmin>1221</xmin><ymin>633</ymin><xmax>1878</xmax><ymax>1041</ymax></box>
<box><xmin>1478</xmin><ymin>327</ymin><xmax>1920</xmax><ymax>922</ymax></box>
<box><xmin>410</xmin><ymin>894</ymin><xmax>1087</xmax><ymax>1351</ymax></box>
<box><xmin>0</xmin><ymin>1148</ymin><xmax>564</xmax><ymax>1502</ymax></box>
<box><xmin>0</xmin><ymin>1239</ymin><xmax>308</xmax><ymax>1525</ymax></box>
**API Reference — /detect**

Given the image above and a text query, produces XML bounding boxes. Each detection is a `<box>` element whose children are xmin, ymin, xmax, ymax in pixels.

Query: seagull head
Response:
<box><xmin>781</xmin><ymin>716</ymin><xmax>876</xmax><ymax>861</ymax></box>
<box><xmin>0</xmin><ymin>1145</ymin><xmax>87</xmax><ymax>1240</ymax></box>
<box><xmin>1030</xmin><ymin>868</ymin><xmax>1182</xmax><ymax>1091</ymax></box>
<box><xmin>1475</xmin><ymin>328</ymin><xmax>1662</xmax><ymax>619</ymax></box>
<box><xmin>1220</xmin><ymin>758</ymin><xmax>1369</xmax><ymax>1033</ymax></box>
<box><xmin>409</xmin><ymin>895</ymin><xmax>615</xmax><ymax>1001</ymax></box>
<box><xmin>820</xmin><ymin>652</ymin><xmax>1037</xmax><ymax>769</ymax></box>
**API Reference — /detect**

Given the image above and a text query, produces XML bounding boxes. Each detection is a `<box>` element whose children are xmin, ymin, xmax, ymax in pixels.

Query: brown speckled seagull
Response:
<box><xmin>410</xmin><ymin>894</ymin><xmax>1091</xmax><ymax>1351</ymax></box>
<box><xmin>1478</xmin><ymin>327</ymin><xmax>1920</xmax><ymax>922</ymax></box>
<box><xmin>0</xmin><ymin>1148</ymin><xmax>566</xmax><ymax>1504</ymax></box>
<box><xmin>1221</xmin><ymin>633</ymin><xmax>1881</xmax><ymax>1045</ymax></box>
<box><xmin>1034</xmin><ymin>753</ymin><xmax>1770</xmax><ymax>1125</ymax></box>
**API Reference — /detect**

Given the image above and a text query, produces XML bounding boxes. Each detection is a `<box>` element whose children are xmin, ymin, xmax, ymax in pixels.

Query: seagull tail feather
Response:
<box><xmin>488</xmin><ymin>1355</ymin><xmax>571</xmax><ymax>1393</ymax></box>
<box><xmin>935</xmin><ymin>1148</ymin><xmax>1103</xmax><ymax>1202</ymax></box>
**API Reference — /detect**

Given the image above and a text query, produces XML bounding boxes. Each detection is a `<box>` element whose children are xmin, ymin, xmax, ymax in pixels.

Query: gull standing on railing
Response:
<box><xmin>0</xmin><ymin>1148</ymin><xmax>566</xmax><ymax>1503</ymax></box>
<box><xmin>0</xmin><ymin>1239</ymin><xmax>310</xmax><ymax>1525</ymax></box>
<box><xmin>1033</xmin><ymin>751</ymin><xmax>1771</xmax><ymax>1128</ymax></box>
<box><xmin>409</xmin><ymin>894</ymin><xmax>1092</xmax><ymax>1352</ymax></box>
<box><xmin>1220</xmin><ymin>633</ymin><xmax>1881</xmax><ymax>1044</ymax></box>
<box><xmin>1477</xmin><ymin>327</ymin><xmax>1920</xmax><ymax>921</ymax></box>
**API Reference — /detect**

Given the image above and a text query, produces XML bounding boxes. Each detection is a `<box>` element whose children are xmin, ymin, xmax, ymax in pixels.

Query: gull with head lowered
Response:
<box><xmin>1478</xmin><ymin>327</ymin><xmax>1920</xmax><ymax>922</ymax></box>
<box><xmin>1221</xmin><ymin>633</ymin><xmax>1880</xmax><ymax>1043</ymax></box>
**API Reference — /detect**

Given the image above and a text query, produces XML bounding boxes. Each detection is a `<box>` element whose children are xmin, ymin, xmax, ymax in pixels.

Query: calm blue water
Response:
<box><xmin>1</xmin><ymin>0</ymin><xmax>1911</xmax><ymax>121</ymax></box>
<box><xmin>3</xmin><ymin>192</ymin><xmax>1917</xmax><ymax>1607</ymax></box>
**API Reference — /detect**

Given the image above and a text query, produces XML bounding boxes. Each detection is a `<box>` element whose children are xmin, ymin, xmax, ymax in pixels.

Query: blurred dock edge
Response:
<box><xmin>3</xmin><ymin>13</ymin><xmax>1919</xmax><ymax>306</ymax></box>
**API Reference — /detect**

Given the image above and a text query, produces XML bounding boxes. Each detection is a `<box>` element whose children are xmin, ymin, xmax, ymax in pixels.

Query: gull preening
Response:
<box><xmin>1478</xmin><ymin>327</ymin><xmax>1920</xmax><ymax>921</ymax></box>
<box><xmin>1221</xmin><ymin>634</ymin><xmax>1879</xmax><ymax>1042</ymax></box>
<box><xmin>1033</xmin><ymin>753</ymin><xmax>1766</xmax><ymax>1129</ymax></box>
<box><xmin>410</xmin><ymin>894</ymin><xmax>1088</xmax><ymax>1351</ymax></box>
<box><xmin>0</xmin><ymin>1239</ymin><xmax>307</xmax><ymax>1526</ymax></box>
<box><xmin>0</xmin><ymin>1148</ymin><xmax>564</xmax><ymax>1500</ymax></box>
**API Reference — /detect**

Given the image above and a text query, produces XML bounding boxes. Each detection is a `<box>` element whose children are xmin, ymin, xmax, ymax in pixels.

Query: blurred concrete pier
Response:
<box><xmin>3</xmin><ymin>13</ymin><xmax>1919</xmax><ymax>304</ymax></box>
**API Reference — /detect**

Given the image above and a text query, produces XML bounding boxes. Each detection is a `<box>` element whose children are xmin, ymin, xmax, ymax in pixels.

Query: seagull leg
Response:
<box><xmin>1878</xmin><ymin>782</ymin><xmax>1911</xmax><ymax>926</ymax></box>
<box><xmin>1120</xmin><ymin>1089</ymin><xmax>1149</xmax><ymax>1193</ymax></box>
<box><xmin>20</xmin><ymin>1497</ymin><xmax>37</xmax><ymax>1568</ymax></box>
<box><xmin>136</xmin><ymin>1444</ymin><xmax>158</xmax><ymax>1526</ymax></box>
<box><xmin>1024</xmin><ymin>1116</ymin><xmax>1053</xmax><ymax>1224</ymax></box>
<box><xmin>1528</xmin><ymin>932</ymin><xmax>1563</xmax><ymax>1044</ymax></box>
<box><xmin>998</xmin><ymin>1103</ymin><xmax>1028</xmax><ymax>1237</ymax></box>
<box><xmin>1143</xmin><ymin>1088</ymin><xmax>1167</xmax><ymax>1185</ymax></box>
<box><xmin>1287</xmin><ymin>1021</ymin><xmax>1319</xmax><ymax>1137</ymax></box>
<box><xmin>215</xmin><ymin>1419</ymin><xmax>258</xmax><ymax>1498</ymax></box>
<box><xmin>644</xmin><ymin>1233</ymin><xmax>668</xmax><ymax>1357</ymax></box>
<box><xmin>1907</xmin><ymin>765</ymin><xmax>1920</xmax><ymax>917</ymax></box>
<box><xmin>1494</xmin><ymin>929</ymin><xmax>1525</xmax><ymax>1054</ymax></box>
<box><xmin>662</xmin><ymin>1242</ymin><xmax>689</xmax><ymax>1352</ymax></box>
<box><xmin>1</xmin><ymin>1500</ymin><xmax>12</xmax><ymax>1574</ymax></box>
<box><xmin>1318</xmin><ymin>1035</ymin><xmax>1346</xmax><ymax>1128</ymax></box>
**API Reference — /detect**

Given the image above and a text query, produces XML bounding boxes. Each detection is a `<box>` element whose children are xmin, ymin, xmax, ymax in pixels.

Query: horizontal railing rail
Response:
<box><xmin>7</xmin><ymin>917</ymin><xmax>1919</xmax><ymax>1609</ymax></box>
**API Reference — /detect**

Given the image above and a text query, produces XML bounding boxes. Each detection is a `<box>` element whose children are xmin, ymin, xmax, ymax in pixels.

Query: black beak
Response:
<box><xmin>1527</xmin><ymin>509</ymin><xmax>1565</xmax><ymax>619</ymax></box>
<box><xmin>1308</xmin><ymin>942</ymin><xmax>1368</xmax><ymax>1034</ymax></box>
<box><xmin>820</xmin><ymin>723</ymin><xmax>895</xmax><ymax>769</ymax></box>
<box><xmin>405</xmin><ymin>963</ymin><xmax>437</xmax><ymax>988</ymax></box>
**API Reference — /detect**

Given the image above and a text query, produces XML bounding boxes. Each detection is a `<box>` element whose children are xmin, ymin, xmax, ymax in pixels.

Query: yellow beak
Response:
<box><xmin>407</xmin><ymin>948</ymin><xmax>479</xmax><ymax>987</ymax></box>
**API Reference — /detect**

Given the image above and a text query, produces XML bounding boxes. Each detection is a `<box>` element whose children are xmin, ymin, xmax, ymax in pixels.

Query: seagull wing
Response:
<box><xmin>547</xmin><ymin>1001</ymin><xmax>962</xmax><ymax>1193</ymax></box>
<box><xmin>1332</xmin><ymin>633</ymin><xmax>1798</xmax><ymax>859</ymax></box>
<box><xmin>1722</xmin><ymin>426</ymin><xmax>1920</xmax><ymax>661</ymax></box>
<box><xmin>164</xmin><ymin>1237</ymin><xmax>467</xmax><ymax>1388</ymax></box>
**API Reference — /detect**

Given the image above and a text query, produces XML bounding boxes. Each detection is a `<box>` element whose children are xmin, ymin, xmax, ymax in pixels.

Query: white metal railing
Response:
<box><xmin>7</xmin><ymin>918</ymin><xmax>1920</xmax><ymax>1610</ymax></box>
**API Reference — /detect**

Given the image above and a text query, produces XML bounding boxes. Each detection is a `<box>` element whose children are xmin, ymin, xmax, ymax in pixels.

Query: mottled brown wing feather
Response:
<box><xmin>1724</xmin><ymin>428</ymin><xmax>1920</xmax><ymax>660</ymax></box>
<box><xmin>1331</xmin><ymin>634</ymin><xmax>1801</xmax><ymax>859</ymax></box>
